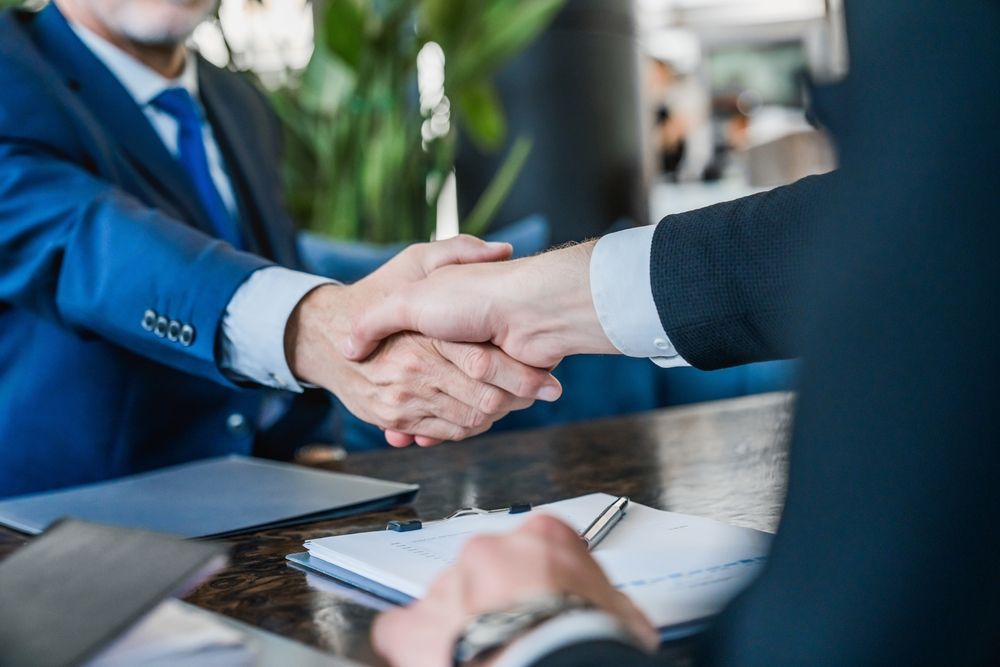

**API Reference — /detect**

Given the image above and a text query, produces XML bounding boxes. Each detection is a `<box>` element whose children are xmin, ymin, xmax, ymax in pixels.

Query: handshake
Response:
<box><xmin>285</xmin><ymin>235</ymin><xmax>616</xmax><ymax>446</ymax></box>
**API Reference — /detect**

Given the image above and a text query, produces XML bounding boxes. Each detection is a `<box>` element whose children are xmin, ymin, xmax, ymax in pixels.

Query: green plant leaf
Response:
<box><xmin>323</xmin><ymin>0</ymin><xmax>365</xmax><ymax>70</ymax></box>
<box><xmin>446</xmin><ymin>0</ymin><xmax>565</xmax><ymax>89</ymax></box>
<box><xmin>461</xmin><ymin>135</ymin><xmax>532</xmax><ymax>237</ymax></box>
<box><xmin>298</xmin><ymin>48</ymin><xmax>357</xmax><ymax>115</ymax></box>
<box><xmin>420</xmin><ymin>0</ymin><xmax>474</xmax><ymax>51</ymax></box>
<box><xmin>454</xmin><ymin>80</ymin><xmax>506</xmax><ymax>151</ymax></box>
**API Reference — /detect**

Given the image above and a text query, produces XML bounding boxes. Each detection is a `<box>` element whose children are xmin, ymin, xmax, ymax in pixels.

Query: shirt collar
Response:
<box><xmin>69</xmin><ymin>22</ymin><xmax>199</xmax><ymax>107</ymax></box>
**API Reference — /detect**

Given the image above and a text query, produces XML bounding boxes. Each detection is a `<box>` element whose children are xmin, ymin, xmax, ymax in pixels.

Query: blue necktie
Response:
<box><xmin>150</xmin><ymin>87</ymin><xmax>244</xmax><ymax>249</ymax></box>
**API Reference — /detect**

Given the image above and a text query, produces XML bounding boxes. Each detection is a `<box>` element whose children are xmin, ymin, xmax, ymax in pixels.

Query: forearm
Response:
<box><xmin>527</xmin><ymin>640</ymin><xmax>666</xmax><ymax>667</ymax></box>
<box><xmin>493</xmin><ymin>241</ymin><xmax>619</xmax><ymax>365</ymax></box>
<box><xmin>650</xmin><ymin>172</ymin><xmax>837</xmax><ymax>369</ymax></box>
<box><xmin>0</xmin><ymin>143</ymin><xmax>269</xmax><ymax>384</ymax></box>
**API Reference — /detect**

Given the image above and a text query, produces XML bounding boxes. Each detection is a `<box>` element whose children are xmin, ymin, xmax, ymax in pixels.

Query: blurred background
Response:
<box><xmin>16</xmin><ymin>0</ymin><xmax>840</xmax><ymax>452</ymax></box>
<box><xmin>177</xmin><ymin>0</ymin><xmax>841</xmax><ymax>452</ymax></box>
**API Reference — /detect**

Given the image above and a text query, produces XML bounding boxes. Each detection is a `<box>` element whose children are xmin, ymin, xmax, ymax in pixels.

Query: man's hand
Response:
<box><xmin>286</xmin><ymin>236</ymin><xmax>562</xmax><ymax>446</ymax></box>
<box><xmin>371</xmin><ymin>515</ymin><xmax>659</xmax><ymax>667</ymax></box>
<box><xmin>344</xmin><ymin>242</ymin><xmax>619</xmax><ymax>370</ymax></box>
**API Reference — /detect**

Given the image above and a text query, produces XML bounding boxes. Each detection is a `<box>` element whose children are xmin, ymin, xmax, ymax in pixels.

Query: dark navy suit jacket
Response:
<box><xmin>0</xmin><ymin>6</ymin><xmax>305</xmax><ymax>497</ymax></box>
<box><xmin>537</xmin><ymin>0</ymin><xmax>999</xmax><ymax>665</ymax></box>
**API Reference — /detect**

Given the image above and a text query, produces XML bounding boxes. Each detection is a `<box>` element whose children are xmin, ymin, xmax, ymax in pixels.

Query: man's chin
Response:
<box><xmin>111</xmin><ymin>3</ymin><xmax>214</xmax><ymax>46</ymax></box>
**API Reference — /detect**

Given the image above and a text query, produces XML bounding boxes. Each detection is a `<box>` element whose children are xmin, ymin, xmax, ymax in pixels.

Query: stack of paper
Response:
<box><xmin>289</xmin><ymin>493</ymin><xmax>771</xmax><ymax>639</ymax></box>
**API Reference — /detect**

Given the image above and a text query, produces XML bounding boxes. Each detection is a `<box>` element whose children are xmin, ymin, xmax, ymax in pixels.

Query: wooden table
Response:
<box><xmin>0</xmin><ymin>392</ymin><xmax>793</xmax><ymax>666</ymax></box>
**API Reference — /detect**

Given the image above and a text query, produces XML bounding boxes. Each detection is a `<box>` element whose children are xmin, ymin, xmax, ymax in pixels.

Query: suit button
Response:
<box><xmin>179</xmin><ymin>324</ymin><xmax>195</xmax><ymax>347</ymax></box>
<box><xmin>226</xmin><ymin>413</ymin><xmax>251</xmax><ymax>437</ymax></box>
<box><xmin>167</xmin><ymin>320</ymin><xmax>181</xmax><ymax>342</ymax></box>
<box><xmin>154</xmin><ymin>315</ymin><xmax>169</xmax><ymax>338</ymax></box>
<box><xmin>141</xmin><ymin>310</ymin><xmax>157</xmax><ymax>332</ymax></box>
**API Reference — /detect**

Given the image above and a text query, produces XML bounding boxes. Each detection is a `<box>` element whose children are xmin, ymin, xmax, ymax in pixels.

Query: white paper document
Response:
<box><xmin>304</xmin><ymin>493</ymin><xmax>771</xmax><ymax>632</ymax></box>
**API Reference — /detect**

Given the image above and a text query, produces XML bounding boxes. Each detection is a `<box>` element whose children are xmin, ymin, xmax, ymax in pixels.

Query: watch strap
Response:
<box><xmin>453</xmin><ymin>594</ymin><xmax>592</xmax><ymax>666</ymax></box>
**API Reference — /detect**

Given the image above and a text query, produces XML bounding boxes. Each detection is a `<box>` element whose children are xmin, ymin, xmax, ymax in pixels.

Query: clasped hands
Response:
<box><xmin>287</xmin><ymin>234</ymin><xmax>614</xmax><ymax>447</ymax></box>
<box><xmin>285</xmin><ymin>235</ymin><xmax>561</xmax><ymax>447</ymax></box>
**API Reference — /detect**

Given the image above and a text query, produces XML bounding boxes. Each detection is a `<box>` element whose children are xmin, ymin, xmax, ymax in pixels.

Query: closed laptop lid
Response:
<box><xmin>0</xmin><ymin>456</ymin><xmax>419</xmax><ymax>538</ymax></box>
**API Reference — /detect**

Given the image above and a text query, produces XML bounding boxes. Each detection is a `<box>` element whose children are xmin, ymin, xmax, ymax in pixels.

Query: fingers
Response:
<box><xmin>414</xmin><ymin>235</ymin><xmax>512</xmax><ymax>274</ymax></box>
<box><xmin>382</xmin><ymin>390</ymin><xmax>497</xmax><ymax>446</ymax></box>
<box><xmin>384</xmin><ymin>431</ymin><xmax>446</xmax><ymax>448</ymax></box>
<box><xmin>347</xmin><ymin>237</ymin><xmax>510</xmax><ymax>362</ymax></box>
<box><xmin>412</xmin><ymin>417</ymin><xmax>493</xmax><ymax>443</ymax></box>
<box><xmin>372</xmin><ymin>569</ymin><xmax>465</xmax><ymax>667</ymax></box>
<box><xmin>343</xmin><ymin>290</ymin><xmax>415</xmax><ymax>361</ymax></box>
<box><xmin>371</xmin><ymin>514</ymin><xmax>658</xmax><ymax>667</ymax></box>
<box><xmin>359</xmin><ymin>335</ymin><xmax>524</xmax><ymax>445</ymax></box>
<box><xmin>515</xmin><ymin>516</ymin><xmax>659</xmax><ymax>651</ymax></box>
<box><xmin>520</xmin><ymin>513</ymin><xmax>589</xmax><ymax>549</ymax></box>
<box><xmin>384</xmin><ymin>431</ymin><xmax>415</xmax><ymax>447</ymax></box>
<box><xmin>434</xmin><ymin>341</ymin><xmax>563</xmax><ymax>402</ymax></box>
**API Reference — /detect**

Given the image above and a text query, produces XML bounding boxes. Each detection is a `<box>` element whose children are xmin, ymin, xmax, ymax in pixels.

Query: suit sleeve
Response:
<box><xmin>530</xmin><ymin>640</ymin><xmax>670</xmax><ymax>667</ymax></box>
<box><xmin>0</xmin><ymin>136</ymin><xmax>270</xmax><ymax>385</ymax></box>
<box><xmin>649</xmin><ymin>173</ymin><xmax>835</xmax><ymax>370</ymax></box>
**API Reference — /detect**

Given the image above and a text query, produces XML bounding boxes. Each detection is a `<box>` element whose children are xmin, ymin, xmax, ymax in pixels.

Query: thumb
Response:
<box><xmin>342</xmin><ymin>291</ymin><xmax>415</xmax><ymax>361</ymax></box>
<box><xmin>418</xmin><ymin>235</ymin><xmax>512</xmax><ymax>275</ymax></box>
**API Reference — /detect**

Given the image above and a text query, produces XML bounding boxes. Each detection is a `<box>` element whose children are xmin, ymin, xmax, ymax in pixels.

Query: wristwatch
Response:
<box><xmin>453</xmin><ymin>593</ymin><xmax>592</xmax><ymax>666</ymax></box>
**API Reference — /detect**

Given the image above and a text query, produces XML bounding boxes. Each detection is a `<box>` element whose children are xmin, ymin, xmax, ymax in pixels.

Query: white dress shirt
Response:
<box><xmin>589</xmin><ymin>224</ymin><xmax>690</xmax><ymax>368</ymax></box>
<box><xmin>71</xmin><ymin>24</ymin><xmax>331</xmax><ymax>392</ymax></box>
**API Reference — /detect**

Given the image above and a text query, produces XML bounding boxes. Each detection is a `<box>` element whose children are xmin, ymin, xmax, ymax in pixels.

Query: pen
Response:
<box><xmin>580</xmin><ymin>496</ymin><xmax>629</xmax><ymax>551</ymax></box>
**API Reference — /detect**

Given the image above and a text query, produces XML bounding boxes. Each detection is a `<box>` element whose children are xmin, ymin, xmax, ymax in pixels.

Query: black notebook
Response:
<box><xmin>0</xmin><ymin>455</ymin><xmax>419</xmax><ymax>538</ymax></box>
<box><xmin>0</xmin><ymin>519</ymin><xmax>227</xmax><ymax>667</ymax></box>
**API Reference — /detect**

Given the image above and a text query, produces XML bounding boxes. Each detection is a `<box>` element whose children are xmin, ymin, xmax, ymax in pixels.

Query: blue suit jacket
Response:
<box><xmin>0</xmin><ymin>6</ymin><xmax>305</xmax><ymax>497</ymax></box>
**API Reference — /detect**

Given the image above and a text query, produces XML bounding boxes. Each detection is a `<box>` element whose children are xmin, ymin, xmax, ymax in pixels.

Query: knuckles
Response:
<box><xmin>475</xmin><ymin>385</ymin><xmax>507</xmax><ymax>415</ymax></box>
<box><xmin>380</xmin><ymin>403</ymin><xmax>414</xmax><ymax>433</ymax></box>
<box><xmin>462</xmin><ymin>346</ymin><xmax>494</xmax><ymax>381</ymax></box>
<box><xmin>397</xmin><ymin>349</ymin><xmax>426</xmax><ymax>376</ymax></box>
<box><xmin>383</xmin><ymin>387</ymin><xmax>414</xmax><ymax>409</ymax></box>
<box><xmin>514</xmin><ymin>368</ymin><xmax>547</xmax><ymax>399</ymax></box>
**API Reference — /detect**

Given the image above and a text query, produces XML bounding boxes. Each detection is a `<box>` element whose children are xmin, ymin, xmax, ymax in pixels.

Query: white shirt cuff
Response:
<box><xmin>493</xmin><ymin>609</ymin><xmax>644</xmax><ymax>667</ymax></box>
<box><xmin>589</xmin><ymin>225</ymin><xmax>690</xmax><ymax>368</ymax></box>
<box><xmin>220</xmin><ymin>266</ymin><xmax>335</xmax><ymax>392</ymax></box>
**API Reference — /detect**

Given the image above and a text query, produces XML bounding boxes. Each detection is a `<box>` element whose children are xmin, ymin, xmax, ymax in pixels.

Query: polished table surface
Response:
<box><xmin>0</xmin><ymin>392</ymin><xmax>793</xmax><ymax>666</ymax></box>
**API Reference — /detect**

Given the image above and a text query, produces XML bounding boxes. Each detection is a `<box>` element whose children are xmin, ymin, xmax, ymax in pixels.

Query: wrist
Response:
<box><xmin>475</xmin><ymin>609</ymin><xmax>645</xmax><ymax>667</ymax></box>
<box><xmin>454</xmin><ymin>594</ymin><xmax>594</xmax><ymax>667</ymax></box>
<box><xmin>499</xmin><ymin>242</ymin><xmax>617</xmax><ymax>364</ymax></box>
<box><xmin>284</xmin><ymin>283</ymin><xmax>353</xmax><ymax>386</ymax></box>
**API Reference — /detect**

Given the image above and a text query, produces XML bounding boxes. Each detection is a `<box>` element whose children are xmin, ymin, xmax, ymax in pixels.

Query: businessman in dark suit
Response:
<box><xmin>351</xmin><ymin>1</ymin><xmax>1000</xmax><ymax>664</ymax></box>
<box><xmin>0</xmin><ymin>0</ymin><xmax>562</xmax><ymax>498</ymax></box>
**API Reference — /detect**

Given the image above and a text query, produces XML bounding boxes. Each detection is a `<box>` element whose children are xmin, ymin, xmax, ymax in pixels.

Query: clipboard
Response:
<box><xmin>285</xmin><ymin>493</ymin><xmax>773</xmax><ymax>643</ymax></box>
<box><xmin>286</xmin><ymin>501</ymin><xmax>534</xmax><ymax>603</ymax></box>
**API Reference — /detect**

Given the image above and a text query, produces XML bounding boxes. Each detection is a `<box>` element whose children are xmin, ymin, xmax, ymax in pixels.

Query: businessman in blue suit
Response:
<box><xmin>0</xmin><ymin>0</ymin><xmax>560</xmax><ymax>498</ymax></box>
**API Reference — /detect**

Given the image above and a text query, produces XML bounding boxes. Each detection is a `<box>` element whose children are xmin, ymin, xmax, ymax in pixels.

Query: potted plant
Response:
<box><xmin>270</xmin><ymin>0</ymin><xmax>565</xmax><ymax>244</ymax></box>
